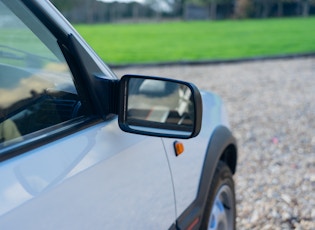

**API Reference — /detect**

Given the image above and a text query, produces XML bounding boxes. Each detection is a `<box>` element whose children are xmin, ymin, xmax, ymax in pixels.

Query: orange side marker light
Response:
<box><xmin>174</xmin><ymin>141</ymin><xmax>184</xmax><ymax>156</ymax></box>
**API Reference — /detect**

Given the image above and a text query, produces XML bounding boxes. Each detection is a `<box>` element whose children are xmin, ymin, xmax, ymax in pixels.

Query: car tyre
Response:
<box><xmin>200</xmin><ymin>161</ymin><xmax>236</xmax><ymax>230</ymax></box>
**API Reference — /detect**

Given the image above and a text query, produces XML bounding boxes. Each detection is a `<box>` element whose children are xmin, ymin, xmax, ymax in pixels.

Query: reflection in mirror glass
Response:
<box><xmin>126</xmin><ymin>78</ymin><xmax>195</xmax><ymax>133</ymax></box>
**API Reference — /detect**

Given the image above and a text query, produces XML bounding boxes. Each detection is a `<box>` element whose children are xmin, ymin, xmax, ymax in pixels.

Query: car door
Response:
<box><xmin>0</xmin><ymin>1</ymin><xmax>175</xmax><ymax>229</ymax></box>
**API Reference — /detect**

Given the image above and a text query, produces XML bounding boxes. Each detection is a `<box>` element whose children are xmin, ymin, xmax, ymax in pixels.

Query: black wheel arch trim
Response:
<box><xmin>175</xmin><ymin>125</ymin><xmax>237</xmax><ymax>230</ymax></box>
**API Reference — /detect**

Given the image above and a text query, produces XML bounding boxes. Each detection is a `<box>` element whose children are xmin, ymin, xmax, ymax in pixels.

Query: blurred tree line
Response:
<box><xmin>50</xmin><ymin>0</ymin><xmax>315</xmax><ymax>23</ymax></box>
<box><xmin>233</xmin><ymin>0</ymin><xmax>315</xmax><ymax>18</ymax></box>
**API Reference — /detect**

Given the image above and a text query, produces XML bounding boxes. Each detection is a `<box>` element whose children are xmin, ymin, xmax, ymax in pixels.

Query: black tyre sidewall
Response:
<box><xmin>200</xmin><ymin>161</ymin><xmax>236</xmax><ymax>230</ymax></box>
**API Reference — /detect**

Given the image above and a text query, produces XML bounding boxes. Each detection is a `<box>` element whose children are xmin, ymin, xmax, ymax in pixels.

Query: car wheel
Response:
<box><xmin>200</xmin><ymin>161</ymin><xmax>236</xmax><ymax>230</ymax></box>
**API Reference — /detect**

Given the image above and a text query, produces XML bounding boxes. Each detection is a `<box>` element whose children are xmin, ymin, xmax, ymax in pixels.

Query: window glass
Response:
<box><xmin>0</xmin><ymin>1</ymin><xmax>83</xmax><ymax>147</ymax></box>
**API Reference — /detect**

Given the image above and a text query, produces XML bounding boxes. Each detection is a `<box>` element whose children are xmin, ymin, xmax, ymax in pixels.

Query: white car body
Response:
<box><xmin>0</xmin><ymin>0</ymin><xmax>237</xmax><ymax>229</ymax></box>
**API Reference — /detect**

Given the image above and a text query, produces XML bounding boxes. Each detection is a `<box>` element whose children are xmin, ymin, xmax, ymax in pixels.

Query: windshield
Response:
<box><xmin>0</xmin><ymin>0</ymin><xmax>81</xmax><ymax>147</ymax></box>
<box><xmin>0</xmin><ymin>0</ymin><xmax>65</xmax><ymax>67</ymax></box>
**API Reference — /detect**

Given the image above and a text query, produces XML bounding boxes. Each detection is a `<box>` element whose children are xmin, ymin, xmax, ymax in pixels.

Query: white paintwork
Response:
<box><xmin>0</xmin><ymin>120</ymin><xmax>176</xmax><ymax>229</ymax></box>
<box><xmin>163</xmin><ymin>92</ymin><xmax>226</xmax><ymax>216</ymax></box>
<box><xmin>0</xmin><ymin>0</ymin><xmax>231</xmax><ymax>228</ymax></box>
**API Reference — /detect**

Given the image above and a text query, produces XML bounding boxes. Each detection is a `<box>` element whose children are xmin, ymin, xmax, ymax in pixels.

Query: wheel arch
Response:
<box><xmin>219</xmin><ymin>143</ymin><xmax>237</xmax><ymax>175</ymax></box>
<box><xmin>175</xmin><ymin>125</ymin><xmax>237</xmax><ymax>230</ymax></box>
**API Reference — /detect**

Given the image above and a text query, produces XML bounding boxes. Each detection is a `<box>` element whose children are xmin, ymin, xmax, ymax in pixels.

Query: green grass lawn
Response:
<box><xmin>75</xmin><ymin>17</ymin><xmax>315</xmax><ymax>65</ymax></box>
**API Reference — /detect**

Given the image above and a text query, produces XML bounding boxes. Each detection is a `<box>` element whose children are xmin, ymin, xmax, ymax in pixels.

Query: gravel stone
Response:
<box><xmin>113</xmin><ymin>57</ymin><xmax>315</xmax><ymax>229</ymax></box>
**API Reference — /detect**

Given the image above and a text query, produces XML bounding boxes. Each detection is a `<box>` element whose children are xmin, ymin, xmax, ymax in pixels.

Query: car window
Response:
<box><xmin>0</xmin><ymin>1</ymin><xmax>84</xmax><ymax>147</ymax></box>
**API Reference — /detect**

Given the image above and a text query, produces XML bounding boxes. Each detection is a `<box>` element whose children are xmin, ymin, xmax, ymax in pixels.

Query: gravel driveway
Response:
<box><xmin>113</xmin><ymin>57</ymin><xmax>315</xmax><ymax>229</ymax></box>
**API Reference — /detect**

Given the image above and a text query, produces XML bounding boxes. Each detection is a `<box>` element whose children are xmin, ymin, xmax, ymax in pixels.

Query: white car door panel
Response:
<box><xmin>0</xmin><ymin>120</ymin><xmax>176</xmax><ymax>229</ymax></box>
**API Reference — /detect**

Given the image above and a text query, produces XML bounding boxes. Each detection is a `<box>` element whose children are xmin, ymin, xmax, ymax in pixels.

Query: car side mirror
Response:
<box><xmin>118</xmin><ymin>75</ymin><xmax>202</xmax><ymax>139</ymax></box>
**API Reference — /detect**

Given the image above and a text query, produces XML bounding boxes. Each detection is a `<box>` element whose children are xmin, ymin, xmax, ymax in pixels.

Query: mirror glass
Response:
<box><xmin>125</xmin><ymin>78</ymin><xmax>195</xmax><ymax>137</ymax></box>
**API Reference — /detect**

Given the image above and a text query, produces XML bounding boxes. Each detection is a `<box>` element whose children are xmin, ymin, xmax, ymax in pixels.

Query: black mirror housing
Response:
<box><xmin>118</xmin><ymin>75</ymin><xmax>202</xmax><ymax>139</ymax></box>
